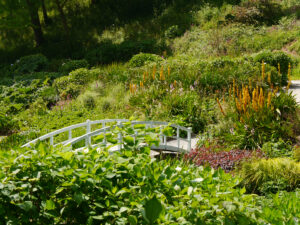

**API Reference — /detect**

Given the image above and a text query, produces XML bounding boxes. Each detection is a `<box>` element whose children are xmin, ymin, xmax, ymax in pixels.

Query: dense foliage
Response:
<box><xmin>0</xmin><ymin>0</ymin><xmax>300</xmax><ymax>223</ymax></box>
<box><xmin>0</xmin><ymin>143</ymin><xmax>299</xmax><ymax>224</ymax></box>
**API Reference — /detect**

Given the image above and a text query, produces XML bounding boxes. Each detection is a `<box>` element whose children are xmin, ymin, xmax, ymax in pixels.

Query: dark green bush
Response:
<box><xmin>228</xmin><ymin>0</ymin><xmax>283</xmax><ymax>25</ymax></box>
<box><xmin>129</xmin><ymin>53</ymin><xmax>163</xmax><ymax>67</ymax></box>
<box><xmin>252</xmin><ymin>50</ymin><xmax>293</xmax><ymax>74</ymax></box>
<box><xmin>59</xmin><ymin>59</ymin><xmax>89</xmax><ymax>74</ymax></box>
<box><xmin>0</xmin><ymin>113</ymin><xmax>17</xmax><ymax>135</ymax></box>
<box><xmin>85</xmin><ymin>40</ymin><xmax>164</xmax><ymax>65</ymax></box>
<box><xmin>12</xmin><ymin>54</ymin><xmax>48</xmax><ymax>74</ymax></box>
<box><xmin>82</xmin><ymin>94</ymin><xmax>96</xmax><ymax>109</ymax></box>
<box><xmin>54</xmin><ymin>68</ymin><xmax>99</xmax><ymax>98</ymax></box>
<box><xmin>164</xmin><ymin>25</ymin><xmax>183</xmax><ymax>38</ymax></box>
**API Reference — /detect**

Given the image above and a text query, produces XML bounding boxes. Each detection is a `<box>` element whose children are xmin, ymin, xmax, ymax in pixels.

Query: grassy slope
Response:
<box><xmin>1</xmin><ymin>0</ymin><xmax>300</xmax><ymax>149</ymax></box>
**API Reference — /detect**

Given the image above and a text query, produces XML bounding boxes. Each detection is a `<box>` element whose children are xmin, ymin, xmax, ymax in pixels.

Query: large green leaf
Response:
<box><xmin>142</xmin><ymin>196</ymin><xmax>163</xmax><ymax>224</ymax></box>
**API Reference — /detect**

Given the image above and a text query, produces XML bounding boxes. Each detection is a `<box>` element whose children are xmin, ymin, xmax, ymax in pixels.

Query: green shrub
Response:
<box><xmin>85</xmin><ymin>40</ymin><xmax>164</xmax><ymax>65</ymax></box>
<box><xmin>14</xmin><ymin>72</ymin><xmax>62</xmax><ymax>82</ymax></box>
<box><xmin>12</xmin><ymin>54</ymin><xmax>48</xmax><ymax>74</ymax></box>
<box><xmin>59</xmin><ymin>59</ymin><xmax>89</xmax><ymax>74</ymax></box>
<box><xmin>228</xmin><ymin>0</ymin><xmax>283</xmax><ymax>25</ymax></box>
<box><xmin>37</xmin><ymin>86</ymin><xmax>59</xmax><ymax>106</ymax></box>
<box><xmin>0</xmin><ymin>142</ymin><xmax>268</xmax><ymax>223</ymax></box>
<box><xmin>238</xmin><ymin>158</ymin><xmax>300</xmax><ymax>194</ymax></box>
<box><xmin>261</xmin><ymin>139</ymin><xmax>293</xmax><ymax>158</ymax></box>
<box><xmin>54</xmin><ymin>68</ymin><xmax>100</xmax><ymax>98</ymax></box>
<box><xmin>252</xmin><ymin>50</ymin><xmax>293</xmax><ymax>74</ymax></box>
<box><xmin>129</xmin><ymin>53</ymin><xmax>163</xmax><ymax>67</ymax></box>
<box><xmin>0</xmin><ymin>113</ymin><xmax>17</xmax><ymax>135</ymax></box>
<box><xmin>164</xmin><ymin>25</ymin><xmax>182</xmax><ymax>38</ymax></box>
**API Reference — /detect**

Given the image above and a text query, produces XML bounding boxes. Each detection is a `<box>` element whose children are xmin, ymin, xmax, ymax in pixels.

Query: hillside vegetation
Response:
<box><xmin>0</xmin><ymin>0</ymin><xmax>300</xmax><ymax>224</ymax></box>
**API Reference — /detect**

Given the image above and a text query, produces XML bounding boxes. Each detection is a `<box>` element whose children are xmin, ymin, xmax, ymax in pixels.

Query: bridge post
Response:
<box><xmin>102</xmin><ymin>122</ymin><xmax>106</xmax><ymax>146</ymax></box>
<box><xmin>50</xmin><ymin>136</ymin><xmax>54</xmax><ymax>146</ymax></box>
<box><xmin>177</xmin><ymin>127</ymin><xmax>180</xmax><ymax>149</ymax></box>
<box><xmin>117</xmin><ymin>122</ymin><xmax>122</xmax><ymax>151</ymax></box>
<box><xmin>68</xmin><ymin>129</ymin><xmax>72</xmax><ymax>148</ymax></box>
<box><xmin>86</xmin><ymin>119</ymin><xmax>91</xmax><ymax>146</ymax></box>
<box><xmin>187</xmin><ymin>127</ymin><xmax>192</xmax><ymax>151</ymax></box>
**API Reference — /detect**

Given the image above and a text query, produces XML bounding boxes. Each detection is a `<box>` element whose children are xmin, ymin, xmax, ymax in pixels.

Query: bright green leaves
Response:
<box><xmin>142</xmin><ymin>196</ymin><xmax>164</xmax><ymax>224</ymax></box>
<box><xmin>58</xmin><ymin>151</ymin><xmax>74</xmax><ymax>161</ymax></box>
<box><xmin>17</xmin><ymin>201</ymin><xmax>35</xmax><ymax>212</ymax></box>
<box><xmin>162</xmin><ymin>126</ymin><xmax>173</xmax><ymax>137</ymax></box>
<box><xmin>45</xmin><ymin>199</ymin><xmax>56</xmax><ymax>210</ymax></box>
<box><xmin>128</xmin><ymin>215</ymin><xmax>138</xmax><ymax>225</ymax></box>
<box><xmin>124</xmin><ymin>135</ymin><xmax>135</xmax><ymax>146</ymax></box>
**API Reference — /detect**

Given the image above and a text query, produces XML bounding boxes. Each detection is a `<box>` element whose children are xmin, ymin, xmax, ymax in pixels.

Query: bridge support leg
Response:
<box><xmin>86</xmin><ymin>120</ymin><xmax>91</xmax><ymax>146</ymax></box>
<box><xmin>187</xmin><ymin>127</ymin><xmax>192</xmax><ymax>152</ymax></box>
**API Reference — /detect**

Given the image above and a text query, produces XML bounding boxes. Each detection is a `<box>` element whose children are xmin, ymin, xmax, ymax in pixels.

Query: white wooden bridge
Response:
<box><xmin>22</xmin><ymin>119</ymin><xmax>197</xmax><ymax>153</ymax></box>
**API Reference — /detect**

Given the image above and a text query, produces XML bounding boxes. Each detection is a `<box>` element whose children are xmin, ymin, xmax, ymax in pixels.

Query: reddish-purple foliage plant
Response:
<box><xmin>185</xmin><ymin>147</ymin><xmax>264</xmax><ymax>172</ymax></box>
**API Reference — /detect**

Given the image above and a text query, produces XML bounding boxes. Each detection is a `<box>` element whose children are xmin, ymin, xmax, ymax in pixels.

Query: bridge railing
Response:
<box><xmin>22</xmin><ymin>119</ymin><xmax>192</xmax><ymax>152</ymax></box>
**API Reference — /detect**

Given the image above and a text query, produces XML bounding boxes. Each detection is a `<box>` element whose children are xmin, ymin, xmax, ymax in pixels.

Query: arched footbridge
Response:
<box><xmin>22</xmin><ymin>119</ymin><xmax>198</xmax><ymax>154</ymax></box>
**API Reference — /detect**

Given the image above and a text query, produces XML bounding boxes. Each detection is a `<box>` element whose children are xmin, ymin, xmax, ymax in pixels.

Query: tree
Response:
<box><xmin>41</xmin><ymin>0</ymin><xmax>52</xmax><ymax>25</ymax></box>
<box><xmin>25</xmin><ymin>0</ymin><xmax>44</xmax><ymax>46</ymax></box>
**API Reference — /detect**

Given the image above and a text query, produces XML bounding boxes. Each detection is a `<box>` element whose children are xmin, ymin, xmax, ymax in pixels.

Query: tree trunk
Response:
<box><xmin>26</xmin><ymin>0</ymin><xmax>44</xmax><ymax>46</ymax></box>
<box><xmin>54</xmin><ymin>0</ymin><xmax>69</xmax><ymax>34</ymax></box>
<box><xmin>41</xmin><ymin>0</ymin><xmax>52</xmax><ymax>25</ymax></box>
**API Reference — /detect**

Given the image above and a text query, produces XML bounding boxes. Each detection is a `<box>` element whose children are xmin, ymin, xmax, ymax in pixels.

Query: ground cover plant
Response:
<box><xmin>0</xmin><ymin>125</ymin><xmax>299</xmax><ymax>224</ymax></box>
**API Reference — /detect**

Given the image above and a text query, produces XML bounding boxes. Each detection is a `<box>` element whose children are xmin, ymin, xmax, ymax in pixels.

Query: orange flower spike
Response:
<box><xmin>174</xmin><ymin>80</ymin><xmax>177</xmax><ymax>87</ymax></box>
<box><xmin>168</xmin><ymin>66</ymin><xmax>171</xmax><ymax>77</ymax></box>
<box><xmin>159</xmin><ymin>66</ymin><xmax>164</xmax><ymax>81</ymax></box>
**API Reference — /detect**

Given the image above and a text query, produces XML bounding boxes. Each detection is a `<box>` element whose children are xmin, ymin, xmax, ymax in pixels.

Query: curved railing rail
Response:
<box><xmin>22</xmin><ymin>119</ymin><xmax>192</xmax><ymax>152</ymax></box>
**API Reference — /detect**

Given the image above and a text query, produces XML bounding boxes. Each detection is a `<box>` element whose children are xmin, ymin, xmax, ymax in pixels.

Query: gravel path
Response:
<box><xmin>289</xmin><ymin>80</ymin><xmax>300</xmax><ymax>103</ymax></box>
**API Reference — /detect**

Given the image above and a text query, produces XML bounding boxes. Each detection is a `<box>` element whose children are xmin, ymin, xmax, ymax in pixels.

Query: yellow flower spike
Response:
<box><xmin>268</xmin><ymin>72</ymin><xmax>271</xmax><ymax>85</ymax></box>
<box><xmin>168</xmin><ymin>66</ymin><xmax>171</xmax><ymax>77</ymax></box>
<box><xmin>140</xmin><ymin>81</ymin><xmax>143</xmax><ymax>88</ymax></box>
<box><xmin>259</xmin><ymin>88</ymin><xmax>264</xmax><ymax>108</ymax></box>
<box><xmin>159</xmin><ymin>66</ymin><xmax>164</xmax><ymax>81</ymax></box>
<box><xmin>152</xmin><ymin>65</ymin><xmax>156</xmax><ymax>80</ymax></box>
<box><xmin>217</xmin><ymin>98</ymin><xmax>225</xmax><ymax>116</ymax></box>
<box><xmin>174</xmin><ymin>80</ymin><xmax>177</xmax><ymax>87</ymax></box>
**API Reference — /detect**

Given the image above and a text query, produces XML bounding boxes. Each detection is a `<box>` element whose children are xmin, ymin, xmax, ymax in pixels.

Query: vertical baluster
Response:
<box><xmin>86</xmin><ymin>119</ymin><xmax>91</xmax><ymax>146</ymax></box>
<box><xmin>68</xmin><ymin>129</ymin><xmax>72</xmax><ymax>148</ymax></box>
<box><xmin>177</xmin><ymin>127</ymin><xmax>180</xmax><ymax>150</ymax></box>
<box><xmin>102</xmin><ymin>122</ymin><xmax>106</xmax><ymax>146</ymax></box>
<box><xmin>118</xmin><ymin>122</ymin><xmax>122</xmax><ymax>151</ymax></box>
<box><xmin>187</xmin><ymin>127</ymin><xmax>192</xmax><ymax>152</ymax></box>
<box><xmin>50</xmin><ymin>136</ymin><xmax>54</xmax><ymax>146</ymax></box>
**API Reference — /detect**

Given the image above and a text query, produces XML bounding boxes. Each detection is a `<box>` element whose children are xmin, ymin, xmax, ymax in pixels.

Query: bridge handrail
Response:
<box><xmin>22</xmin><ymin>119</ymin><xmax>129</xmax><ymax>147</ymax></box>
<box><xmin>22</xmin><ymin>119</ymin><xmax>192</xmax><ymax>152</ymax></box>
